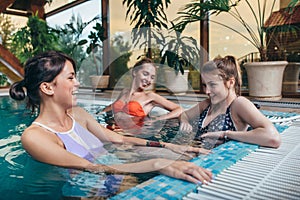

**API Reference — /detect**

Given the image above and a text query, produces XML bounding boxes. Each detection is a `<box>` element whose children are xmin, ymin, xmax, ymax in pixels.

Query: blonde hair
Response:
<box><xmin>132</xmin><ymin>57</ymin><xmax>156</xmax><ymax>75</ymax></box>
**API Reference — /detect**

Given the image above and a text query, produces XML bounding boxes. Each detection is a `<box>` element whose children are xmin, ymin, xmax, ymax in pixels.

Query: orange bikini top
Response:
<box><xmin>112</xmin><ymin>100</ymin><xmax>146</xmax><ymax>117</ymax></box>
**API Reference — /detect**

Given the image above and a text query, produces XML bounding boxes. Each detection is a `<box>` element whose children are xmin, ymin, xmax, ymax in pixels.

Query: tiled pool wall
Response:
<box><xmin>109</xmin><ymin>111</ymin><xmax>298</xmax><ymax>200</ymax></box>
<box><xmin>110</xmin><ymin>141</ymin><xmax>259</xmax><ymax>200</ymax></box>
<box><xmin>77</xmin><ymin>99</ymin><xmax>300</xmax><ymax>200</ymax></box>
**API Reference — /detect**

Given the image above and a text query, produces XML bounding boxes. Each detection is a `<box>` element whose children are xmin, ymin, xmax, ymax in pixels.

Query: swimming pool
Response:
<box><xmin>0</xmin><ymin>95</ymin><xmax>298</xmax><ymax>199</ymax></box>
<box><xmin>0</xmin><ymin>96</ymin><xmax>189</xmax><ymax>199</ymax></box>
<box><xmin>0</xmin><ymin>96</ymin><xmax>35</xmax><ymax>199</ymax></box>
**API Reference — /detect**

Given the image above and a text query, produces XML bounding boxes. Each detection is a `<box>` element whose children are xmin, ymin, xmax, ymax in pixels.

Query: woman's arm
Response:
<box><xmin>22</xmin><ymin>126</ymin><xmax>212</xmax><ymax>184</ymax></box>
<box><xmin>107</xmin><ymin>158</ymin><xmax>213</xmax><ymax>184</ymax></box>
<box><xmin>101</xmin><ymin>104</ymin><xmax>112</xmax><ymax>113</ymax></box>
<box><xmin>179</xmin><ymin>99</ymin><xmax>210</xmax><ymax>132</ymax></box>
<box><xmin>148</xmin><ymin>92</ymin><xmax>184</xmax><ymax>120</ymax></box>
<box><xmin>228</xmin><ymin>97</ymin><xmax>281</xmax><ymax>148</ymax></box>
<box><xmin>22</xmin><ymin>126</ymin><xmax>93</xmax><ymax>169</ymax></box>
<box><xmin>98</xmin><ymin>89</ymin><xmax>127</xmax><ymax>113</ymax></box>
<box><xmin>201</xmin><ymin>97</ymin><xmax>281</xmax><ymax>148</ymax></box>
<box><xmin>72</xmin><ymin>106</ymin><xmax>210</xmax><ymax>155</ymax></box>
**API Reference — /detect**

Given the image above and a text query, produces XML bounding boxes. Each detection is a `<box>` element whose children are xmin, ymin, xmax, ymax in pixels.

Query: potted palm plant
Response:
<box><xmin>175</xmin><ymin>0</ymin><xmax>298</xmax><ymax>100</ymax></box>
<box><xmin>160</xmin><ymin>22</ymin><xmax>201</xmax><ymax>95</ymax></box>
<box><xmin>123</xmin><ymin>0</ymin><xmax>201</xmax><ymax>94</ymax></box>
<box><xmin>122</xmin><ymin>0</ymin><xmax>170</xmax><ymax>59</ymax></box>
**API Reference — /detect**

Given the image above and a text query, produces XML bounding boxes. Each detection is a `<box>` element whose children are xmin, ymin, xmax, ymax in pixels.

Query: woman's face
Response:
<box><xmin>52</xmin><ymin>60</ymin><xmax>80</xmax><ymax>108</ymax></box>
<box><xmin>201</xmin><ymin>69</ymin><xmax>228</xmax><ymax>104</ymax></box>
<box><xmin>133</xmin><ymin>63</ymin><xmax>156</xmax><ymax>89</ymax></box>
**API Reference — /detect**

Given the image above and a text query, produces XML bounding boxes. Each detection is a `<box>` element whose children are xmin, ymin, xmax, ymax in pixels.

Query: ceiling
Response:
<box><xmin>0</xmin><ymin>0</ymin><xmax>88</xmax><ymax>19</ymax></box>
<box><xmin>0</xmin><ymin>0</ymin><xmax>47</xmax><ymax>18</ymax></box>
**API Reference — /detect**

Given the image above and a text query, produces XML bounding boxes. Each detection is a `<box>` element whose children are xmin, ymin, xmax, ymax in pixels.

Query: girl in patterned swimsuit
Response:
<box><xmin>180</xmin><ymin>55</ymin><xmax>281</xmax><ymax>149</ymax></box>
<box><xmin>102</xmin><ymin>58</ymin><xmax>184</xmax><ymax>132</ymax></box>
<box><xmin>10</xmin><ymin>51</ymin><xmax>212</xmax><ymax>199</ymax></box>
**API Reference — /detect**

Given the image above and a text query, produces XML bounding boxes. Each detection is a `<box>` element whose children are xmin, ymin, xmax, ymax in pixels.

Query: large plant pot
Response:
<box><xmin>90</xmin><ymin>75</ymin><xmax>109</xmax><ymax>91</ymax></box>
<box><xmin>164</xmin><ymin>69</ymin><xmax>189</xmax><ymax>95</ymax></box>
<box><xmin>282</xmin><ymin>62</ymin><xmax>300</xmax><ymax>93</ymax></box>
<box><xmin>244</xmin><ymin>61</ymin><xmax>288</xmax><ymax>101</ymax></box>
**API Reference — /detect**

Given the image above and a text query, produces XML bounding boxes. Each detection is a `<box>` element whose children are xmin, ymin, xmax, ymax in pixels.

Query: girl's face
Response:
<box><xmin>52</xmin><ymin>60</ymin><xmax>80</xmax><ymax>108</ymax></box>
<box><xmin>133</xmin><ymin>63</ymin><xmax>156</xmax><ymax>89</ymax></box>
<box><xmin>201</xmin><ymin>69</ymin><xmax>229</xmax><ymax>104</ymax></box>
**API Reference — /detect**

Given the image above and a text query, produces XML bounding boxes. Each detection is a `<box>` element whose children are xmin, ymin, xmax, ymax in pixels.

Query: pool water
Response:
<box><xmin>0</xmin><ymin>97</ymin><xmax>35</xmax><ymax>199</ymax></box>
<box><xmin>0</xmin><ymin>96</ymin><xmax>297</xmax><ymax>199</ymax></box>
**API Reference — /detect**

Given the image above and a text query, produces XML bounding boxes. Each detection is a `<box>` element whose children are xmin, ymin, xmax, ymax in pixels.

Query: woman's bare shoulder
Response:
<box><xmin>232</xmin><ymin>96</ymin><xmax>252</xmax><ymax>107</ymax></box>
<box><xmin>68</xmin><ymin>106</ymin><xmax>90</xmax><ymax>123</ymax></box>
<box><xmin>197</xmin><ymin>98</ymin><xmax>210</xmax><ymax>109</ymax></box>
<box><xmin>21</xmin><ymin>125</ymin><xmax>56</xmax><ymax>145</ymax></box>
<box><xmin>145</xmin><ymin>91</ymin><xmax>159</xmax><ymax>97</ymax></box>
<box><xmin>231</xmin><ymin>96</ymin><xmax>260</xmax><ymax>117</ymax></box>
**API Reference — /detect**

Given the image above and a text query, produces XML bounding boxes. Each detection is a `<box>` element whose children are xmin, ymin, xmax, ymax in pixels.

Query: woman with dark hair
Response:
<box><xmin>10</xmin><ymin>51</ymin><xmax>212</xmax><ymax>198</ymax></box>
<box><xmin>180</xmin><ymin>55</ymin><xmax>281</xmax><ymax>149</ymax></box>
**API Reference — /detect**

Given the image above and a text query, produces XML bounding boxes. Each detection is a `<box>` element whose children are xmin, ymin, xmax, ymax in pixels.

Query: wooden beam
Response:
<box><xmin>102</xmin><ymin>0</ymin><xmax>110</xmax><ymax>78</ymax></box>
<box><xmin>30</xmin><ymin>0</ymin><xmax>47</xmax><ymax>19</ymax></box>
<box><xmin>3</xmin><ymin>9</ymin><xmax>30</xmax><ymax>17</ymax></box>
<box><xmin>199</xmin><ymin>0</ymin><xmax>209</xmax><ymax>93</ymax></box>
<box><xmin>0</xmin><ymin>0</ymin><xmax>16</xmax><ymax>14</ymax></box>
<box><xmin>45</xmin><ymin>0</ymin><xmax>90</xmax><ymax>18</ymax></box>
<box><xmin>0</xmin><ymin>44</ymin><xmax>24</xmax><ymax>78</ymax></box>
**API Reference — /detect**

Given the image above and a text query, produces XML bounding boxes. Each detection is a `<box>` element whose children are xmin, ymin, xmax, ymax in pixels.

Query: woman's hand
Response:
<box><xmin>179</xmin><ymin>121</ymin><xmax>193</xmax><ymax>133</ymax></box>
<box><xmin>156</xmin><ymin>159</ymin><xmax>212</xmax><ymax>184</ymax></box>
<box><xmin>200</xmin><ymin>131</ymin><xmax>227</xmax><ymax>145</ymax></box>
<box><xmin>164</xmin><ymin>143</ymin><xmax>211</xmax><ymax>158</ymax></box>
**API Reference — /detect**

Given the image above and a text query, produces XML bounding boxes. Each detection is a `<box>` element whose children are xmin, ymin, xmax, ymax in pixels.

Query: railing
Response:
<box><xmin>238</xmin><ymin>52</ymin><xmax>261</xmax><ymax>90</ymax></box>
<box><xmin>237</xmin><ymin>52</ymin><xmax>260</xmax><ymax>64</ymax></box>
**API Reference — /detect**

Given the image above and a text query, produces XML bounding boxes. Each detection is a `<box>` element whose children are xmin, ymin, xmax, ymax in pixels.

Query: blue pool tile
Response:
<box><xmin>108</xmin><ymin>110</ymin><xmax>293</xmax><ymax>200</ymax></box>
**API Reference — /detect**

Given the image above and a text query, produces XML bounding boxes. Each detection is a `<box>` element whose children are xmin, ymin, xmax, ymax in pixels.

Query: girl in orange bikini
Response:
<box><xmin>102</xmin><ymin>58</ymin><xmax>184</xmax><ymax>132</ymax></box>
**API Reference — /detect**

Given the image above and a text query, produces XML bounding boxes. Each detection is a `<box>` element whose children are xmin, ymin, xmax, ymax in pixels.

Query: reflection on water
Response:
<box><xmin>22</xmin><ymin>157</ymin><xmax>67</xmax><ymax>200</ymax></box>
<box><xmin>0</xmin><ymin>97</ymin><xmax>209</xmax><ymax>199</ymax></box>
<box><xmin>0</xmin><ymin>96</ymin><xmax>293</xmax><ymax>199</ymax></box>
<box><xmin>1</xmin><ymin>98</ymin><xmax>187</xmax><ymax>199</ymax></box>
<box><xmin>0</xmin><ymin>97</ymin><xmax>35</xmax><ymax>199</ymax></box>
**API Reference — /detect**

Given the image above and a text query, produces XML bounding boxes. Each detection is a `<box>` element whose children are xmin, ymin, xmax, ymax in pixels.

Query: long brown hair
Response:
<box><xmin>201</xmin><ymin>55</ymin><xmax>242</xmax><ymax>95</ymax></box>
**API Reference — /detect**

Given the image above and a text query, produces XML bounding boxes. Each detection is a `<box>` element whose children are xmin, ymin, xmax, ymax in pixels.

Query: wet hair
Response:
<box><xmin>201</xmin><ymin>55</ymin><xmax>242</xmax><ymax>95</ymax></box>
<box><xmin>132</xmin><ymin>57</ymin><xmax>156</xmax><ymax>75</ymax></box>
<box><xmin>9</xmin><ymin>51</ymin><xmax>76</xmax><ymax>112</ymax></box>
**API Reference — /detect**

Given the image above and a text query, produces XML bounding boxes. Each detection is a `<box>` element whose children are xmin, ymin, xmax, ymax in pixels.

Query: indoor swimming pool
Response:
<box><xmin>0</xmin><ymin>95</ymin><xmax>298</xmax><ymax>199</ymax></box>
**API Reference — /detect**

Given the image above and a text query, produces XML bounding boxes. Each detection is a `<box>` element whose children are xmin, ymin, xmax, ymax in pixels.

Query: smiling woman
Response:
<box><xmin>8</xmin><ymin>50</ymin><xmax>212</xmax><ymax>199</ymax></box>
<box><xmin>101</xmin><ymin>57</ymin><xmax>184</xmax><ymax>133</ymax></box>
<box><xmin>180</xmin><ymin>55</ymin><xmax>281</xmax><ymax>149</ymax></box>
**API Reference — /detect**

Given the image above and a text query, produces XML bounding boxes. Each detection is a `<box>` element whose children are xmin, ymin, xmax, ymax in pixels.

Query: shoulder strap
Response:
<box><xmin>32</xmin><ymin>114</ymin><xmax>75</xmax><ymax>134</ymax></box>
<box><xmin>32</xmin><ymin>121</ymin><xmax>58</xmax><ymax>133</ymax></box>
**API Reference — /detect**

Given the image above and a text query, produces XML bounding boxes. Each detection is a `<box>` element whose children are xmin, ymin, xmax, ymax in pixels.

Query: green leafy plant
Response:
<box><xmin>160</xmin><ymin>22</ymin><xmax>200</xmax><ymax>75</ymax></box>
<box><xmin>175</xmin><ymin>0</ymin><xmax>298</xmax><ymax>61</ymax></box>
<box><xmin>10</xmin><ymin>13</ymin><xmax>60</xmax><ymax>64</ymax></box>
<box><xmin>55</xmin><ymin>14</ymin><xmax>99</xmax><ymax>71</ymax></box>
<box><xmin>122</xmin><ymin>0</ymin><xmax>170</xmax><ymax>58</ymax></box>
<box><xmin>109</xmin><ymin>35</ymin><xmax>132</xmax><ymax>86</ymax></box>
<box><xmin>288</xmin><ymin>0</ymin><xmax>300</xmax><ymax>7</ymax></box>
<box><xmin>0</xmin><ymin>14</ymin><xmax>16</xmax><ymax>48</ymax></box>
<box><xmin>0</xmin><ymin>74</ymin><xmax>8</xmax><ymax>86</ymax></box>
<box><xmin>79</xmin><ymin>21</ymin><xmax>106</xmax><ymax>75</ymax></box>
